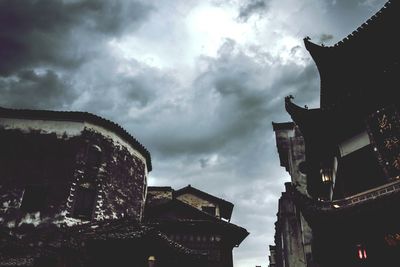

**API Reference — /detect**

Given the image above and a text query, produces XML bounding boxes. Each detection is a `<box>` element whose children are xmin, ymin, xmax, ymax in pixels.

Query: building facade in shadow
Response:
<box><xmin>269</xmin><ymin>1</ymin><xmax>400</xmax><ymax>266</ymax></box>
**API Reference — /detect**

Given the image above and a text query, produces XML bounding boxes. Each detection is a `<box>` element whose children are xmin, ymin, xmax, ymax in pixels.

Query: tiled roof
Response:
<box><xmin>332</xmin><ymin>0</ymin><xmax>393</xmax><ymax>48</ymax></box>
<box><xmin>147</xmin><ymin>186</ymin><xmax>173</xmax><ymax>191</ymax></box>
<box><xmin>0</xmin><ymin>255</ymin><xmax>34</xmax><ymax>267</ymax></box>
<box><xmin>70</xmin><ymin>218</ymin><xmax>208</xmax><ymax>257</ymax></box>
<box><xmin>271</xmin><ymin>122</ymin><xmax>294</xmax><ymax>131</ymax></box>
<box><xmin>145</xmin><ymin>199</ymin><xmax>249</xmax><ymax>246</ymax></box>
<box><xmin>0</xmin><ymin>217</ymin><xmax>205</xmax><ymax>264</ymax></box>
<box><xmin>304</xmin><ymin>0</ymin><xmax>396</xmax><ymax>50</ymax></box>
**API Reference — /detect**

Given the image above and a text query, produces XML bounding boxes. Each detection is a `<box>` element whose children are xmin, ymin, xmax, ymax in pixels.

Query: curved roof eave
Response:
<box><xmin>304</xmin><ymin>0</ymin><xmax>394</xmax><ymax>51</ymax></box>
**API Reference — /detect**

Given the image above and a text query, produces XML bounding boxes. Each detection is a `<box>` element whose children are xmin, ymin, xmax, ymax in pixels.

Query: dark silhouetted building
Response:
<box><xmin>269</xmin><ymin>123</ymin><xmax>314</xmax><ymax>267</ymax></box>
<box><xmin>270</xmin><ymin>0</ymin><xmax>400</xmax><ymax>266</ymax></box>
<box><xmin>145</xmin><ymin>185</ymin><xmax>248</xmax><ymax>267</ymax></box>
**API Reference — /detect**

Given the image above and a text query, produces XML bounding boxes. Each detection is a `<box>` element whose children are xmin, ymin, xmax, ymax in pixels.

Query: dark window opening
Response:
<box><xmin>86</xmin><ymin>145</ymin><xmax>102</xmax><ymax>167</ymax></box>
<box><xmin>20</xmin><ymin>185</ymin><xmax>47</xmax><ymax>212</ymax></box>
<box><xmin>202</xmin><ymin>206</ymin><xmax>216</xmax><ymax>216</ymax></box>
<box><xmin>333</xmin><ymin>145</ymin><xmax>386</xmax><ymax>198</ymax></box>
<box><xmin>72</xmin><ymin>187</ymin><xmax>96</xmax><ymax>220</ymax></box>
<box><xmin>84</xmin><ymin>167</ymin><xmax>99</xmax><ymax>183</ymax></box>
<box><xmin>84</xmin><ymin>145</ymin><xmax>102</xmax><ymax>183</ymax></box>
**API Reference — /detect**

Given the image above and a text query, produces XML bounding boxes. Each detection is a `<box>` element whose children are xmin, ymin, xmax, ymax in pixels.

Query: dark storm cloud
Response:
<box><xmin>319</xmin><ymin>33</ymin><xmax>334</xmax><ymax>43</ymax></box>
<box><xmin>0</xmin><ymin>0</ymin><xmax>153</xmax><ymax>75</ymax></box>
<box><xmin>0</xmin><ymin>69</ymin><xmax>76</xmax><ymax>109</ymax></box>
<box><xmin>238</xmin><ymin>0</ymin><xmax>269</xmax><ymax>21</ymax></box>
<box><xmin>0</xmin><ymin>0</ymin><xmax>153</xmax><ymax>110</ymax></box>
<box><xmin>76</xmin><ymin>58</ymin><xmax>175</xmax><ymax>117</ymax></box>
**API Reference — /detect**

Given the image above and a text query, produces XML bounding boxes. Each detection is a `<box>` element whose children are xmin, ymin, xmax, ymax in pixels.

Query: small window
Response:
<box><xmin>84</xmin><ymin>145</ymin><xmax>102</xmax><ymax>183</ymax></box>
<box><xmin>20</xmin><ymin>185</ymin><xmax>47</xmax><ymax>212</ymax></box>
<box><xmin>72</xmin><ymin>187</ymin><xmax>96</xmax><ymax>220</ymax></box>
<box><xmin>86</xmin><ymin>145</ymin><xmax>102</xmax><ymax>167</ymax></box>
<box><xmin>202</xmin><ymin>206</ymin><xmax>216</xmax><ymax>216</ymax></box>
<box><xmin>84</xmin><ymin>166</ymin><xmax>99</xmax><ymax>183</ymax></box>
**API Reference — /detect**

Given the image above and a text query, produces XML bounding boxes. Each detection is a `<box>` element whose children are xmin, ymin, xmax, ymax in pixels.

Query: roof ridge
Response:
<box><xmin>174</xmin><ymin>185</ymin><xmax>233</xmax><ymax>206</ymax></box>
<box><xmin>147</xmin><ymin>198</ymin><xmax>222</xmax><ymax>222</ymax></box>
<box><xmin>332</xmin><ymin>0</ymin><xmax>392</xmax><ymax>48</ymax></box>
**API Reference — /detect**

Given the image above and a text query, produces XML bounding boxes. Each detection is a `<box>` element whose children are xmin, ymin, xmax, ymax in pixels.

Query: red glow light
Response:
<box><xmin>356</xmin><ymin>245</ymin><xmax>367</xmax><ymax>260</ymax></box>
<box><xmin>358</xmin><ymin>249</ymin><xmax>363</xmax><ymax>259</ymax></box>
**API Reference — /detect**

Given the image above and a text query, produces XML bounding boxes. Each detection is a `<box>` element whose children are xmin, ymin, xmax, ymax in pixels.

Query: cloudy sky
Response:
<box><xmin>0</xmin><ymin>0</ymin><xmax>387</xmax><ymax>266</ymax></box>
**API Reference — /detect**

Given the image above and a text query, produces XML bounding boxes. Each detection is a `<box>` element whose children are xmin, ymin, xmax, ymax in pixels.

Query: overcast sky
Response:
<box><xmin>0</xmin><ymin>0</ymin><xmax>387</xmax><ymax>266</ymax></box>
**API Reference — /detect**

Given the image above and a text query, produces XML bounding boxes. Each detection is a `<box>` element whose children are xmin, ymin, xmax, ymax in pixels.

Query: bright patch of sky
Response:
<box><xmin>108</xmin><ymin>2</ymin><xmax>255</xmax><ymax>70</ymax></box>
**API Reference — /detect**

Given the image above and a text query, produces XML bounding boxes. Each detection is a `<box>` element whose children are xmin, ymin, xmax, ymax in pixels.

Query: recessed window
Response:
<box><xmin>202</xmin><ymin>206</ymin><xmax>216</xmax><ymax>216</ymax></box>
<box><xmin>86</xmin><ymin>145</ymin><xmax>102</xmax><ymax>167</ymax></box>
<box><xmin>20</xmin><ymin>185</ymin><xmax>47</xmax><ymax>212</ymax></box>
<box><xmin>72</xmin><ymin>186</ymin><xmax>96</xmax><ymax>220</ymax></box>
<box><xmin>85</xmin><ymin>145</ymin><xmax>102</xmax><ymax>183</ymax></box>
<box><xmin>85</xmin><ymin>166</ymin><xmax>99</xmax><ymax>183</ymax></box>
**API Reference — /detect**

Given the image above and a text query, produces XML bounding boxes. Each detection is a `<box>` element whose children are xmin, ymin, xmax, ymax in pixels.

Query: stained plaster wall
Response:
<box><xmin>278</xmin><ymin>188</ymin><xmax>307</xmax><ymax>267</ymax></box>
<box><xmin>275</xmin><ymin>125</ymin><xmax>307</xmax><ymax>195</ymax></box>
<box><xmin>285</xmin><ymin>127</ymin><xmax>313</xmax><ymax>265</ymax></box>
<box><xmin>273</xmin><ymin>124</ymin><xmax>314</xmax><ymax>267</ymax></box>
<box><xmin>0</xmin><ymin>118</ymin><xmax>148</xmax><ymax>230</ymax></box>
<box><xmin>176</xmin><ymin>194</ymin><xmax>220</xmax><ymax>218</ymax></box>
<box><xmin>146</xmin><ymin>189</ymin><xmax>173</xmax><ymax>207</ymax></box>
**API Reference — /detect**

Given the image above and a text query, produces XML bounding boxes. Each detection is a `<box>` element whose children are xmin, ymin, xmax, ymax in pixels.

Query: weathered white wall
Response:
<box><xmin>176</xmin><ymin>193</ymin><xmax>220</xmax><ymax>218</ymax></box>
<box><xmin>0</xmin><ymin>116</ymin><xmax>149</xmax><ymax>228</ymax></box>
<box><xmin>0</xmin><ymin>118</ymin><xmax>84</xmax><ymax>137</ymax></box>
<box><xmin>0</xmin><ymin>118</ymin><xmax>148</xmax><ymax>172</ymax></box>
